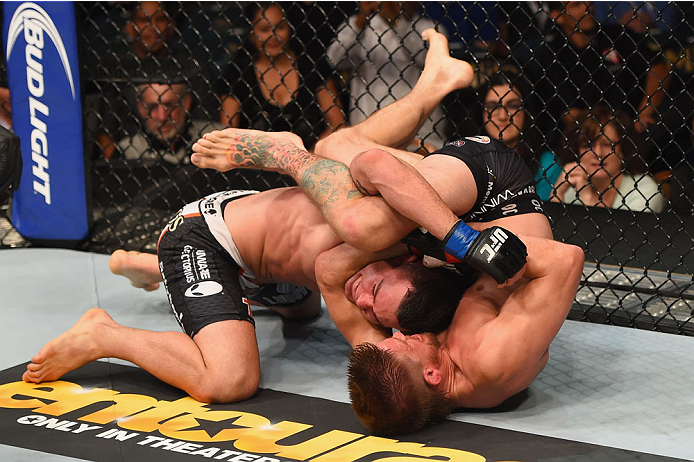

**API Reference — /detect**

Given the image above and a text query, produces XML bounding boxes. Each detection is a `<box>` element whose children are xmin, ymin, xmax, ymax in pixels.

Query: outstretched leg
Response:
<box><xmin>314</xmin><ymin>29</ymin><xmax>474</xmax><ymax>163</ymax></box>
<box><xmin>109</xmin><ymin>250</ymin><xmax>162</xmax><ymax>291</ymax></box>
<box><xmin>23</xmin><ymin>308</ymin><xmax>260</xmax><ymax>403</ymax></box>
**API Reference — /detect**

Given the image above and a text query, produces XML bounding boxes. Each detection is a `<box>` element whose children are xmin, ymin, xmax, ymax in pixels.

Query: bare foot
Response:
<box><xmin>191</xmin><ymin>128</ymin><xmax>305</xmax><ymax>172</ymax></box>
<box><xmin>109</xmin><ymin>249</ymin><xmax>161</xmax><ymax>291</ymax></box>
<box><xmin>23</xmin><ymin>308</ymin><xmax>117</xmax><ymax>383</ymax></box>
<box><xmin>419</xmin><ymin>29</ymin><xmax>474</xmax><ymax>95</ymax></box>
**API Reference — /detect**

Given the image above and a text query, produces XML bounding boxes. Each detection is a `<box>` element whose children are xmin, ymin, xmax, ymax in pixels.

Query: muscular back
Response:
<box><xmin>224</xmin><ymin>187</ymin><xmax>342</xmax><ymax>289</ymax></box>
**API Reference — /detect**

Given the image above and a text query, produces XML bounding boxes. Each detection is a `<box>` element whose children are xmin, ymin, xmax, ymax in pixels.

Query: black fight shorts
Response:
<box><xmin>434</xmin><ymin>136</ymin><xmax>546</xmax><ymax>222</ymax></box>
<box><xmin>158</xmin><ymin>210</ymin><xmax>254</xmax><ymax>338</ymax></box>
<box><xmin>157</xmin><ymin>191</ymin><xmax>314</xmax><ymax>337</ymax></box>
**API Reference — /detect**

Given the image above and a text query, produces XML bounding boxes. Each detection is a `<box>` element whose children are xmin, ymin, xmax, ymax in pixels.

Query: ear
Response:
<box><xmin>182</xmin><ymin>93</ymin><xmax>193</xmax><ymax>111</ymax></box>
<box><xmin>422</xmin><ymin>364</ymin><xmax>442</xmax><ymax>387</ymax></box>
<box><xmin>403</xmin><ymin>253</ymin><xmax>418</xmax><ymax>263</ymax></box>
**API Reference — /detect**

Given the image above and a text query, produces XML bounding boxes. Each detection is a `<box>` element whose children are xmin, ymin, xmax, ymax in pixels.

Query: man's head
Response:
<box><xmin>550</xmin><ymin>2</ymin><xmax>597</xmax><ymax>29</ymax></box>
<box><xmin>344</xmin><ymin>256</ymin><xmax>466</xmax><ymax>333</ymax></box>
<box><xmin>348</xmin><ymin>333</ymin><xmax>453</xmax><ymax>435</ymax></box>
<box><xmin>136</xmin><ymin>82</ymin><xmax>192</xmax><ymax>145</ymax></box>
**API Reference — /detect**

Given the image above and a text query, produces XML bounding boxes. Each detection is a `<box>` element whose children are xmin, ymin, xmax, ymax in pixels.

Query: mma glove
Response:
<box><xmin>442</xmin><ymin>220</ymin><xmax>527</xmax><ymax>284</ymax></box>
<box><xmin>403</xmin><ymin>220</ymin><xmax>527</xmax><ymax>284</ymax></box>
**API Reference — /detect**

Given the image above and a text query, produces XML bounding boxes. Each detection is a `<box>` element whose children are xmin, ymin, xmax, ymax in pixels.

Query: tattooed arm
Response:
<box><xmin>192</xmin><ymin>128</ymin><xmax>416</xmax><ymax>251</ymax></box>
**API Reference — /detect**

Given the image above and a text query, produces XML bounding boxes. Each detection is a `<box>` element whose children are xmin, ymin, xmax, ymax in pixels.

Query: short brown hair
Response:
<box><xmin>347</xmin><ymin>343</ymin><xmax>452</xmax><ymax>435</ymax></box>
<box><xmin>396</xmin><ymin>262</ymin><xmax>467</xmax><ymax>334</ymax></box>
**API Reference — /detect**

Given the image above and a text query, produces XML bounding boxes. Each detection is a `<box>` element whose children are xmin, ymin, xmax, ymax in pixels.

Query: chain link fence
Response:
<box><xmin>2</xmin><ymin>1</ymin><xmax>694</xmax><ymax>334</ymax></box>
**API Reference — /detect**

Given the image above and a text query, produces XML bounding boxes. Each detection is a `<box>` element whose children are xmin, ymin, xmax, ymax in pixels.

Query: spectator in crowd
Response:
<box><xmin>0</xmin><ymin>69</ymin><xmax>12</xmax><ymax>130</ymax></box>
<box><xmin>88</xmin><ymin>1</ymin><xmax>213</xmax><ymax>159</ymax></box>
<box><xmin>215</xmin><ymin>2</ymin><xmax>344</xmax><ymax>150</ymax></box>
<box><xmin>327</xmin><ymin>1</ymin><xmax>447</xmax><ymax>150</ymax></box>
<box><xmin>551</xmin><ymin>105</ymin><xmax>667</xmax><ymax>213</ymax></box>
<box><xmin>0</xmin><ymin>21</ymin><xmax>11</xmax><ymax>131</ymax></box>
<box><xmin>476</xmin><ymin>72</ymin><xmax>559</xmax><ymax>201</ymax></box>
<box><xmin>116</xmin><ymin>61</ymin><xmax>224</xmax><ymax>168</ymax></box>
<box><xmin>529</xmin><ymin>1</ymin><xmax>669</xmax><ymax>144</ymax></box>
<box><xmin>121</xmin><ymin>0</ymin><xmax>179</xmax><ymax>59</ymax></box>
<box><xmin>284</xmin><ymin>2</ymin><xmax>355</xmax><ymax>67</ymax></box>
<box><xmin>0</xmin><ymin>83</ymin><xmax>11</xmax><ymax>132</ymax></box>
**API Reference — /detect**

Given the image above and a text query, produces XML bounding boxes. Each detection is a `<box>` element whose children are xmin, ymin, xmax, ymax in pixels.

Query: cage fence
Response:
<box><xmin>2</xmin><ymin>1</ymin><xmax>694</xmax><ymax>334</ymax></box>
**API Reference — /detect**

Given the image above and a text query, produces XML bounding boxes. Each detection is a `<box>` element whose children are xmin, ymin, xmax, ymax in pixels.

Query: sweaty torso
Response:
<box><xmin>223</xmin><ymin>188</ymin><xmax>342</xmax><ymax>290</ymax></box>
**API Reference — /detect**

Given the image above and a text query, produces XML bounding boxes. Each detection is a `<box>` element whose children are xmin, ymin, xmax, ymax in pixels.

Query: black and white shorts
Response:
<box><xmin>157</xmin><ymin>190</ymin><xmax>313</xmax><ymax>338</ymax></box>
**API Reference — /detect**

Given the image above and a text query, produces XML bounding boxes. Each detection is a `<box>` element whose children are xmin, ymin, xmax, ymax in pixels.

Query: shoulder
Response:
<box><xmin>117</xmin><ymin>133</ymin><xmax>149</xmax><ymax>158</ymax></box>
<box><xmin>623</xmin><ymin>173</ymin><xmax>658</xmax><ymax>190</ymax></box>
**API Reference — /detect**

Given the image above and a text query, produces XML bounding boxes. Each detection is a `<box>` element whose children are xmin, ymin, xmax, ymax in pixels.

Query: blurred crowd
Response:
<box><xmin>6</xmin><ymin>1</ymin><xmax>694</xmax><ymax>215</ymax></box>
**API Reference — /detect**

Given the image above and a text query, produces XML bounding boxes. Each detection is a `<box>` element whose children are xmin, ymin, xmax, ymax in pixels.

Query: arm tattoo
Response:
<box><xmin>229</xmin><ymin>133</ymin><xmax>365</xmax><ymax>213</ymax></box>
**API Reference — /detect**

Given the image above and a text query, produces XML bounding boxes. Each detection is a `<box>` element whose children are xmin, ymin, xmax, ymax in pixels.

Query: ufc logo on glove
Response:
<box><xmin>480</xmin><ymin>228</ymin><xmax>508</xmax><ymax>262</ymax></box>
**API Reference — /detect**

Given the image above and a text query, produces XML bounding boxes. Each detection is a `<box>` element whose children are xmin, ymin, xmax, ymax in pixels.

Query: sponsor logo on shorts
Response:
<box><xmin>450</xmin><ymin>139</ymin><xmax>466</xmax><ymax>147</ymax></box>
<box><xmin>181</xmin><ymin>246</ymin><xmax>212</xmax><ymax>284</ymax></box>
<box><xmin>202</xmin><ymin>196</ymin><xmax>218</xmax><ymax>215</ymax></box>
<box><xmin>166</xmin><ymin>210</ymin><xmax>184</xmax><ymax>232</ymax></box>
<box><xmin>465</xmin><ymin>135</ymin><xmax>491</xmax><ymax>144</ymax></box>
<box><xmin>184</xmin><ymin>281</ymin><xmax>223</xmax><ymax>298</ymax></box>
<box><xmin>501</xmin><ymin>203</ymin><xmax>518</xmax><ymax>215</ymax></box>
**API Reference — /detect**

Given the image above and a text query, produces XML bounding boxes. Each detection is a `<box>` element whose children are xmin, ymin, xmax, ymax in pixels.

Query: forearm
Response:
<box><xmin>316</xmin><ymin>244</ymin><xmax>401</xmax><ymax>346</ymax></box>
<box><xmin>518</xmin><ymin>235</ymin><xmax>584</xmax><ymax>289</ymax></box>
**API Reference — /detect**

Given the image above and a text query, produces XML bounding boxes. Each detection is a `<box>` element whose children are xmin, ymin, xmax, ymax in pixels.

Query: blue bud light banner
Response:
<box><xmin>3</xmin><ymin>2</ymin><xmax>88</xmax><ymax>244</ymax></box>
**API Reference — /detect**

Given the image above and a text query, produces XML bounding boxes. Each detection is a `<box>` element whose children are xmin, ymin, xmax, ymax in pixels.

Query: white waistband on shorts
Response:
<box><xmin>188</xmin><ymin>190</ymin><xmax>260</xmax><ymax>289</ymax></box>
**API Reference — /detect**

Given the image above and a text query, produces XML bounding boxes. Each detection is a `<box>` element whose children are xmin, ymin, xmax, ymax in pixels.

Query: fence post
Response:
<box><xmin>3</xmin><ymin>1</ymin><xmax>88</xmax><ymax>246</ymax></box>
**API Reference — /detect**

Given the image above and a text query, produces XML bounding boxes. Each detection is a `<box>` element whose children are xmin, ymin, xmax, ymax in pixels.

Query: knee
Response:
<box><xmin>190</xmin><ymin>372</ymin><xmax>259</xmax><ymax>404</ymax></box>
<box><xmin>314</xmin><ymin>127</ymin><xmax>348</xmax><ymax>158</ymax></box>
<box><xmin>350</xmin><ymin>148</ymin><xmax>392</xmax><ymax>173</ymax></box>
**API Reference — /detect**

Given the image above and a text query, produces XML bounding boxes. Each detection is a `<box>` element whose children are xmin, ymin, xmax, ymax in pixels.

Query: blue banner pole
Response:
<box><xmin>3</xmin><ymin>1</ymin><xmax>88</xmax><ymax>245</ymax></box>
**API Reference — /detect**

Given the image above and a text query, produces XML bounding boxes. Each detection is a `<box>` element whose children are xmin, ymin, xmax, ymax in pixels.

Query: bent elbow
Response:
<box><xmin>563</xmin><ymin>244</ymin><xmax>585</xmax><ymax>286</ymax></box>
